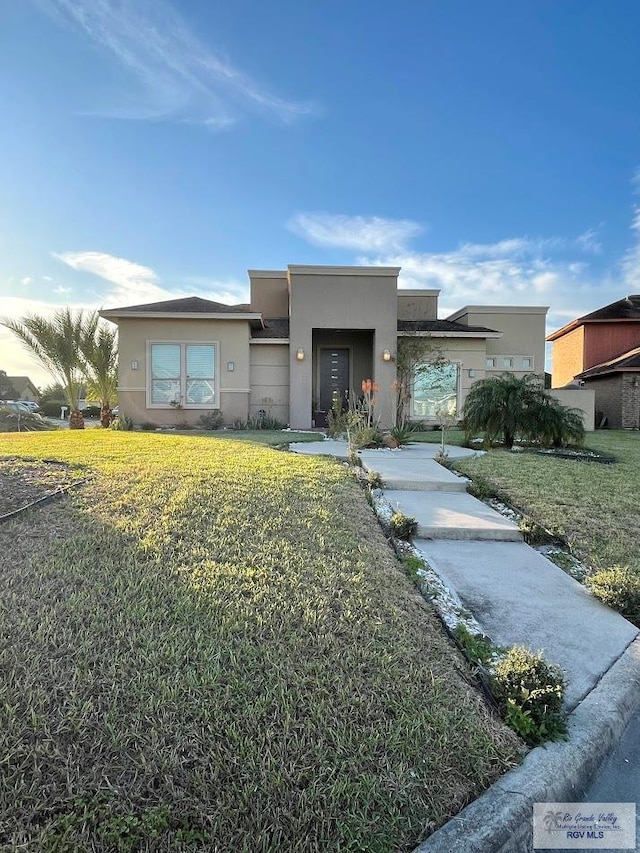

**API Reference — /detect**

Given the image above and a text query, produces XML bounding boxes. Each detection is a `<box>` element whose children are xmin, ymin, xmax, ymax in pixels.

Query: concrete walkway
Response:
<box><xmin>289</xmin><ymin>438</ymin><xmax>638</xmax><ymax>708</ymax></box>
<box><xmin>290</xmin><ymin>438</ymin><xmax>640</xmax><ymax>851</ymax></box>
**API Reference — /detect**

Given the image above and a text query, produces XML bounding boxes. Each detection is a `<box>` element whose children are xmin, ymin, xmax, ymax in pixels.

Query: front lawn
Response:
<box><xmin>0</xmin><ymin>432</ymin><xmax>520</xmax><ymax>852</ymax></box>
<box><xmin>452</xmin><ymin>431</ymin><xmax>640</xmax><ymax>572</ymax></box>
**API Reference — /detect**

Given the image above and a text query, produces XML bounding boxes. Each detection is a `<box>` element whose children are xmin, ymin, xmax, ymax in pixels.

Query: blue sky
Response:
<box><xmin>2</xmin><ymin>0</ymin><xmax>640</xmax><ymax>386</ymax></box>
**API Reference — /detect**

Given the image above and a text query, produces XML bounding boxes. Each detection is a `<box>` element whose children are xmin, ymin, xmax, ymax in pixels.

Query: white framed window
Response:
<box><xmin>147</xmin><ymin>342</ymin><xmax>218</xmax><ymax>408</ymax></box>
<box><xmin>412</xmin><ymin>361</ymin><xmax>459</xmax><ymax>419</ymax></box>
<box><xmin>486</xmin><ymin>357</ymin><xmax>495</xmax><ymax>369</ymax></box>
<box><xmin>503</xmin><ymin>357</ymin><xmax>513</xmax><ymax>368</ymax></box>
<box><xmin>521</xmin><ymin>357</ymin><xmax>532</xmax><ymax>369</ymax></box>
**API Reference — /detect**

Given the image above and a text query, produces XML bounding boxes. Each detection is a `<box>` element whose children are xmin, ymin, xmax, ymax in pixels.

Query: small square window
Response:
<box><xmin>486</xmin><ymin>358</ymin><xmax>495</xmax><ymax>369</ymax></box>
<box><xmin>503</xmin><ymin>357</ymin><xmax>513</xmax><ymax>368</ymax></box>
<box><xmin>521</xmin><ymin>357</ymin><xmax>532</xmax><ymax>369</ymax></box>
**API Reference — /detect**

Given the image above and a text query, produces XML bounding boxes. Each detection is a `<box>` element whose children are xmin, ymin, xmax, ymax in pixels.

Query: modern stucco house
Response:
<box><xmin>101</xmin><ymin>265</ymin><xmax>548</xmax><ymax>430</ymax></box>
<box><xmin>547</xmin><ymin>295</ymin><xmax>640</xmax><ymax>429</ymax></box>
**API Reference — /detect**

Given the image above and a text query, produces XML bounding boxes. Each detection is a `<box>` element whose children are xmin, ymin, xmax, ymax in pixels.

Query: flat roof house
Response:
<box><xmin>101</xmin><ymin>265</ymin><xmax>548</xmax><ymax>429</ymax></box>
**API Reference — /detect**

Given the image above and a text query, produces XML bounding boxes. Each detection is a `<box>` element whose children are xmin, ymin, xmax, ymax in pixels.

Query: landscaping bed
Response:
<box><xmin>0</xmin><ymin>431</ymin><xmax>521</xmax><ymax>852</ymax></box>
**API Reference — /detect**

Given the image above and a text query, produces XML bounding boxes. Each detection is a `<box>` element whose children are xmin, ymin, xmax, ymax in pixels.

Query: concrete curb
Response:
<box><xmin>413</xmin><ymin>637</ymin><xmax>640</xmax><ymax>853</ymax></box>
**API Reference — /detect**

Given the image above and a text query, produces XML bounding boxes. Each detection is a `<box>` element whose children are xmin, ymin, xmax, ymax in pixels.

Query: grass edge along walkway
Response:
<box><xmin>0</xmin><ymin>431</ymin><xmax>522</xmax><ymax>852</ymax></box>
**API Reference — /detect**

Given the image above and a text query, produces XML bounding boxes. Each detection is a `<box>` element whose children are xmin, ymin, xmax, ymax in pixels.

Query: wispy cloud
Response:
<box><xmin>288</xmin><ymin>213</ymin><xmax>423</xmax><ymax>253</ymax></box>
<box><xmin>37</xmin><ymin>0</ymin><xmax>315</xmax><ymax>127</ymax></box>
<box><xmin>622</xmin><ymin>206</ymin><xmax>640</xmax><ymax>291</ymax></box>
<box><xmin>576</xmin><ymin>226</ymin><xmax>603</xmax><ymax>254</ymax></box>
<box><xmin>53</xmin><ymin>250</ymin><xmax>248</xmax><ymax>308</ymax></box>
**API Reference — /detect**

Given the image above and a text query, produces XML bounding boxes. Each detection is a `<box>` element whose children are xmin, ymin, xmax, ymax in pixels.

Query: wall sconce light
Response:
<box><xmin>227</xmin><ymin>361</ymin><xmax>235</xmax><ymax>372</ymax></box>
<box><xmin>382</xmin><ymin>349</ymin><xmax>393</xmax><ymax>362</ymax></box>
<box><xmin>296</xmin><ymin>348</ymin><xmax>305</xmax><ymax>361</ymax></box>
<box><xmin>468</xmin><ymin>368</ymin><xmax>476</xmax><ymax>378</ymax></box>
<box><xmin>130</xmin><ymin>360</ymin><xmax>139</xmax><ymax>371</ymax></box>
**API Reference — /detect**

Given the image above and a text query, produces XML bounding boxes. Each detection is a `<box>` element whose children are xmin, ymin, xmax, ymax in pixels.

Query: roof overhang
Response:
<box><xmin>398</xmin><ymin>331</ymin><xmax>503</xmax><ymax>339</ymax></box>
<box><xmin>249</xmin><ymin>338</ymin><xmax>290</xmax><ymax>345</ymax></box>
<box><xmin>100</xmin><ymin>309</ymin><xmax>264</xmax><ymax>324</ymax></box>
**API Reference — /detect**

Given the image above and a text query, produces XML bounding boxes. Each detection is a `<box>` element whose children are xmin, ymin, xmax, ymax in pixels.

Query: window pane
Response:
<box><xmin>152</xmin><ymin>379</ymin><xmax>180</xmax><ymax>404</ymax></box>
<box><xmin>503</xmin><ymin>357</ymin><xmax>512</xmax><ymax>368</ymax></box>
<box><xmin>522</xmin><ymin>357</ymin><xmax>532</xmax><ymax>369</ymax></box>
<box><xmin>151</xmin><ymin>344</ymin><xmax>180</xmax><ymax>379</ymax></box>
<box><xmin>186</xmin><ymin>345</ymin><xmax>215</xmax><ymax>379</ymax></box>
<box><xmin>186</xmin><ymin>379</ymin><xmax>215</xmax><ymax>404</ymax></box>
<box><xmin>486</xmin><ymin>358</ymin><xmax>495</xmax><ymax>368</ymax></box>
<box><xmin>412</xmin><ymin>362</ymin><xmax>458</xmax><ymax>418</ymax></box>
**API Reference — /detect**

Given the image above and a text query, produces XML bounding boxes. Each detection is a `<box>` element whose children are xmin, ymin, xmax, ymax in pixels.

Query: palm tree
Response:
<box><xmin>463</xmin><ymin>373</ymin><xmax>585</xmax><ymax>449</ymax></box>
<box><xmin>463</xmin><ymin>373</ymin><xmax>542</xmax><ymax>448</ymax></box>
<box><xmin>80</xmin><ymin>313</ymin><xmax>118</xmax><ymax>427</ymax></box>
<box><xmin>1</xmin><ymin>309</ymin><xmax>87</xmax><ymax>429</ymax></box>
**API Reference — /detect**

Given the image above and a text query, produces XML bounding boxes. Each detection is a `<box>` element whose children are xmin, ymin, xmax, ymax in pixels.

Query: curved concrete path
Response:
<box><xmin>290</xmin><ymin>439</ymin><xmax>640</xmax><ymax>851</ymax></box>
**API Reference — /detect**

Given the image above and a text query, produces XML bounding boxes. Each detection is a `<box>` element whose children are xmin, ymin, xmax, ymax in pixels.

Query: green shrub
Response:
<box><xmin>0</xmin><ymin>408</ymin><xmax>51</xmax><ymax>433</ymax></box>
<box><xmin>586</xmin><ymin>567</ymin><xmax>640</xmax><ymax>627</ymax></box>
<box><xmin>401</xmin><ymin>555</ymin><xmax>425</xmax><ymax>582</ymax></box>
<box><xmin>366</xmin><ymin>470</ymin><xmax>383</xmax><ymax>489</ymax></box>
<box><xmin>41</xmin><ymin>399</ymin><xmax>67</xmax><ymax>418</ymax></box>
<box><xmin>390</xmin><ymin>511</ymin><xmax>418</xmax><ymax>540</ymax></box>
<box><xmin>110</xmin><ymin>415</ymin><xmax>134</xmax><ymax>431</ymax></box>
<box><xmin>491</xmin><ymin>646</ymin><xmax>567</xmax><ymax>745</ymax></box>
<box><xmin>453</xmin><ymin>624</ymin><xmax>497</xmax><ymax>667</ymax></box>
<box><xmin>326</xmin><ymin>394</ymin><xmax>348</xmax><ymax>438</ymax></box>
<box><xmin>197</xmin><ymin>410</ymin><xmax>224</xmax><ymax>430</ymax></box>
<box><xmin>350</xmin><ymin>426</ymin><xmax>385</xmax><ymax>450</ymax></box>
<box><xmin>387</xmin><ymin>424</ymin><xmax>416</xmax><ymax>446</ymax></box>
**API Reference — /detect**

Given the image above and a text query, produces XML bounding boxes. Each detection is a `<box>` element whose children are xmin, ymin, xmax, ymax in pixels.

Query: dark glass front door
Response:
<box><xmin>319</xmin><ymin>348</ymin><xmax>350</xmax><ymax>413</ymax></box>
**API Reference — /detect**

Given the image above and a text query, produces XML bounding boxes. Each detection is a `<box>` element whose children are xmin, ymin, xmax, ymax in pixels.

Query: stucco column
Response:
<box><xmin>289</xmin><ymin>330</ymin><xmax>313</xmax><ymax>429</ymax></box>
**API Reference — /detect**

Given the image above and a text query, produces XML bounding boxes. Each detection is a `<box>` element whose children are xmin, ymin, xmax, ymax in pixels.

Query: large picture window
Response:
<box><xmin>412</xmin><ymin>362</ymin><xmax>459</xmax><ymax>419</ymax></box>
<box><xmin>149</xmin><ymin>342</ymin><xmax>217</xmax><ymax>407</ymax></box>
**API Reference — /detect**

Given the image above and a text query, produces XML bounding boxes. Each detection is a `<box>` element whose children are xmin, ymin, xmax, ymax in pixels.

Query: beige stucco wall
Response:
<box><xmin>549</xmin><ymin>388</ymin><xmax>595</xmax><ymax>431</ymax></box>
<box><xmin>116</xmin><ymin>317</ymin><xmax>251</xmax><ymax>426</ymax></box>
<box><xmin>287</xmin><ymin>266</ymin><xmax>399</xmax><ymax>428</ymax></box>
<box><xmin>448</xmin><ymin>306</ymin><xmax>547</xmax><ymax>376</ymax></box>
<box><xmin>249</xmin><ymin>343</ymin><xmax>289</xmax><ymax>423</ymax></box>
<box><xmin>397</xmin><ymin>290</ymin><xmax>439</xmax><ymax>320</ymax></box>
<box><xmin>550</xmin><ymin>326</ymin><xmax>585</xmax><ymax>388</ymax></box>
<box><xmin>249</xmin><ymin>271</ymin><xmax>289</xmax><ymax>317</ymax></box>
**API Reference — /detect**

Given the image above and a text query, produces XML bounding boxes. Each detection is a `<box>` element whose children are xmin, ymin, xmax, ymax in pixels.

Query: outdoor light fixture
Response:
<box><xmin>382</xmin><ymin>349</ymin><xmax>392</xmax><ymax>362</ymax></box>
<box><xmin>130</xmin><ymin>360</ymin><xmax>139</xmax><ymax>370</ymax></box>
<box><xmin>227</xmin><ymin>361</ymin><xmax>235</xmax><ymax>372</ymax></box>
<box><xmin>296</xmin><ymin>348</ymin><xmax>305</xmax><ymax>361</ymax></box>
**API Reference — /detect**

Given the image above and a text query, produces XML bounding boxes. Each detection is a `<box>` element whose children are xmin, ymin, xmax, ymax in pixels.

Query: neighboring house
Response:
<box><xmin>547</xmin><ymin>295</ymin><xmax>640</xmax><ymax>429</ymax></box>
<box><xmin>101</xmin><ymin>265</ymin><xmax>548</xmax><ymax>430</ymax></box>
<box><xmin>0</xmin><ymin>371</ymin><xmax>39</xmax><ymax>402</ymax></box>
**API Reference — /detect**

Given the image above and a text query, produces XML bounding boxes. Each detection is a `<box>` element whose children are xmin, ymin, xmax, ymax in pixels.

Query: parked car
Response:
<box><xmin>22</xmin><ymin>401</ymin><xmax>41</xmax><ymax>413</ymax></box>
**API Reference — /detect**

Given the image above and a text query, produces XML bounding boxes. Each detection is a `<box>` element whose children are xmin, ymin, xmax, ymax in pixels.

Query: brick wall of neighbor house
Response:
<box><xmin>447</xmin><ymin>306</ymin><xmax>548</xmax><ymax>377</ymax></box>
<box><xmin>621</xmin><ymin>373</ymin><xmax>640</xmax><ymax>429</ymax></box>
<box><xmin>249</xmin><ymin>344</ymin><xmax>290</xmax><ymax>424</ymax></box>
<box><xmin>584</xmin><ymin>323</ymin><xmax>640</xmax><ymax>371</ymax></box>
<box><xmin>397</xmin><ymin>290</ymin><xmax>439</xmax><ymax>320</ymax></box>
<box><xmin>117</xmin><ymin>317</ymin><xmax>252</xmax><ymax>426</ymax></box>
<box><xmin>585</xmin><ymin>374</ymin><xmax>623</xmax><ymax>429</ymax></box>
<box><xmin>551</xmin><ymin>326</ymin><xmax>585</xmax><ymax>388</ymax></box>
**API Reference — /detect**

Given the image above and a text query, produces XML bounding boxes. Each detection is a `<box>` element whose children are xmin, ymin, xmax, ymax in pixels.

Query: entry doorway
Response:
<box><xmin>319</xmin><ymin>348</ymin><xmax>350</xmax><ymax>414</ymax></box>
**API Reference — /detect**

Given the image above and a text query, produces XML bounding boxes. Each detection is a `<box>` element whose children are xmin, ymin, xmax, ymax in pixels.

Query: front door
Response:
<box><xmin>319</xmin><ymin>348</ymin><xmax>350</xmax><ymax>413</ymax></box>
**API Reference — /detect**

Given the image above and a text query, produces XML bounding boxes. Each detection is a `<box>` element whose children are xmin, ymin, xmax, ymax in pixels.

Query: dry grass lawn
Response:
<box><xmin>0</xmin><ymin>431</ymin><xmax>521</xmax><ymax>852</ymax></box>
